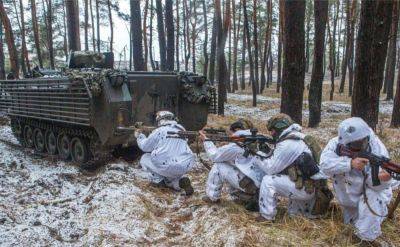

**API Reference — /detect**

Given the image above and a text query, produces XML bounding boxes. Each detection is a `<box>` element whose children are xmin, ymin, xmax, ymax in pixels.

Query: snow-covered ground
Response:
<box><xmin>0</xmin><ymin>124</ymin><xmax>260</xmax><ymax>246</ymax></box>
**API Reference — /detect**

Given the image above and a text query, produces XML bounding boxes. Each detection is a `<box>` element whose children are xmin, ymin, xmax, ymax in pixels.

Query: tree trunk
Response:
<box><xmin>277</xmin><ymin>0</ymin><xmax>283</xmax><ymax>93</ymax></box>
<box><xmin>383</xmin><ymin>2</ymin><xmax>399</xmax><ymax>100</ymax></box>
<box><xmin>142</xmin><ymin>0</ymin><xmax>149</xmax><ymax>71</ymax></box>
<box><xmin>305</xmin><ymin>0</ymin><xmax>312</xmax><ymax>73</ymax></box>
<box><xmin>18</xmin><ymin>0</ymin><xmax>31</xmax><ymax>74</ymax></box>
<box><xmin>95</xmin><ymin>0</ymin><xmax>100</xmax><ymax>52</ymax></box>
<box><xmin>156</xmin><ymin>0</ymin><xmax>167</xmax><ymax>70</ymax></box>
<box><xmin>339</xmin><ymin>0</ymin><xmax>351</xmax><ymax>94</ymax></box>
<box><xmin>165</xmin><ymin>0</ymin><xmax>174</xmax><ymax>71</ymax></box>
<box><xmin>352</xmin><ymin>0</ymin><xmax>393</xmax><ymax>129</ymax></box>
<box><xmin>227</xmin><ymin>13</ymin><xmax>232</xmax><ymax>94</ymax></box>
<box><xmin>202</xmin><ymin>0</ymin><xmax>208</xmax><ymax>76</ymax></box>
<box><xmin>240</xmin><ymin>20</ymin><xmax>246</xmax><ymax>90</ymax></box>
<box><xmin>0</xmin><ymin>0</ymin><xmax>18</xmax><ymax>77</ymax></box>
<box><xmin>260</xmin><ymin>0</ymin><xmax>272</xmax><ymax>93</ymax></box>
<box><xmin>308</xmin><ymin>0</ymin><xmax>329</xmax><ymax>127</ymax></box>
<box><xmin>348</xmin><ymin>0</ymin><xmax>357</xmax><ymax>96</ymax></box>
<box><xmin>62</xmin><ymin>2</ymin><xmax>68</xmax><ymax>58</ymax></box>
<box><xmin>281</xmin><ymin>0</ymin><xmax>305</xmax><ymax>124</ymax></box>
<box><xmin>209</xmin><ymin>12</ymin><xmax>217</xmax><ymax>84</ymax></box>
<box><xmin>47</xmin><ymin>0</ymin><xmax>55</xmax><ymax>69</ymax></box>
<box><xmin>84</xmin><ymin>0</ymin><xmax>89</xmax><ymax>51</ymax></box>
<box><xmin>149</xmin><ymin>0</ymin><xmax>156</xmax><ymax>70</ymax></box>
<box><xmin>392</xmin><ymin>69</ymin><xmax>400</xmax><ymax>127</ymax></box>
<box><xmin>65</xmin><ymin>0</ymin><xmax>81</xmax><ymax>52</ymax></box>
<box><xmin>335</xmin><ymin>1</ymin><xmax>344</xmax><ymax>77</ymax></box>
<box><xmin>243</xmin><ymin>0</ymin><xmax>256</xmax><ymax>106</ymax></box>
<box><xmin>191</xmin><ymin>1</ymin><xmax>197</xmax><ymax>73</ymax></box>
<box><xmin>0</xmin><ymin>21</ymin><xmax>5</xmax><ymax>79</ymax></box>
<box><xmin>215</xmin><ymin>0</ymin><xmax>230</xmax><ymax>115</ymax></box>
<box><xmin>131</xmin><ymin>0</ymin><xmax>145</xmax><ymax>71</ymax></box>
<box><xmin>30</xmin><ymin>0</ymin><xmax>43</xmax><ymax>67</ymax></box>
<box><xmin>90</xmin><ymin>0</ymin><xmax>96</xmax><ymax>51</ymax></box>
<box><xmin>107</xmin><ymin>0</ymin><xmax>113</xmax><ymax>52</ymax></box>
<box><xmin>252</xmin><ymin>0</ymin><xmax>259</xmax><ymax>93</ymax></box>
<box><xmin>175</xmin><ymin>0</ymin><xmax>180</xmax><ymax>71</ymax></box>
<box><xmin>232</xmin><ymin>0</ymin><xmax>241</xmax><ymax>92</ymax></box>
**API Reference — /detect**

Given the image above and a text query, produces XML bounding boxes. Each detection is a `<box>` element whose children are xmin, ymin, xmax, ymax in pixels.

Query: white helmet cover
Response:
<box><xmin>155</xmin><ymin>111</ymin><xmax>175</xmax><ymax>126</ymax></box>
<box><xmin>338</xmin><ymin>117</ymin><xmax>372</xmax><ymax>145</ymax></box>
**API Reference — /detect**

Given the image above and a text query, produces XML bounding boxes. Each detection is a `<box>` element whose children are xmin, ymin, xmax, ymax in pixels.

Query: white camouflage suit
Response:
<box><xmin>257</xmin><ymin>124</ymin><xmax>323</xmax><ymax>220</ymax></box>
<box><xmin>320</xmin><ymin>117</ymin><xmax>394</xmax><ymax>241</ymax></box>
<box><xmin>205</xmin><ymin>130</ymin><xmax>266</xmax><ymax>201</ymax></box>
<box><xmin>137</xmin><ymin>120</ymin><xmax>195</xmax><ymax>190</ymax></box>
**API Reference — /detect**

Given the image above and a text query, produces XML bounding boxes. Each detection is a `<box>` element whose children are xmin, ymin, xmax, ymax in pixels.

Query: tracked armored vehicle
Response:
<box><xmin>0</xmin><ymin>52</ymin><xmax>216</xmax><ymax>164</ymax></box>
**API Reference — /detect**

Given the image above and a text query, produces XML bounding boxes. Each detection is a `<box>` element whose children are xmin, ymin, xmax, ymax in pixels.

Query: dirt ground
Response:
<box><xmin>1</xmin><ymin>79</ymin><xmax>400</xmax><ymax>246</ymax></box>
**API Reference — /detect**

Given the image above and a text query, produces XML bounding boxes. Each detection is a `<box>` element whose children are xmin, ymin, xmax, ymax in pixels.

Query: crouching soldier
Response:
<box><xmin>134</xmin><ymin>111</ymin><xmax>195</xmax><ymax>196</ymax></box>
<box><xmin>200</xmin><ymin>119</ymin><xmax>265</xmax><ymax>211</ymax></box>
<box><xmin>257</xmin><ymin>114</ymin><xmax>332</xmax><ymax>222</ymax></box>
<box><xmin>320</xmin><ymin>117</ymin><xmax>393</xmax><ymax>243</ymax></box>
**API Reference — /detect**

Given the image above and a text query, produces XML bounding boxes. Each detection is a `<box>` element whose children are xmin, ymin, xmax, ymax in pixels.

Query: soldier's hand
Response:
<box><xmin>378</xmin><ymin>170</ymin><xmax>391</xmax><ymax>182</ymax></box>
<box><xmin>134</xmin><ymin>130</ymin><xmax>143</xmax><ymax>138</ymax></box>
<box><xmin>199</xmin><ymin>130</ymin><xmax>207</xmax><ymax>142</ymax></box>
<box><xmin>351</xmin><ymin>158</ymin><xmax>369</xmax><ymax>171</ymax></box>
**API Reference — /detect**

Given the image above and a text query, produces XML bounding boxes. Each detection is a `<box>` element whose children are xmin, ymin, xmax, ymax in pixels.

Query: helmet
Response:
<box><xmin>230</xmin><ymin>121</ymin><xmax>245</xmax><ymax>132</ymax></box>
<box><xmin>267</xmin><ymin>113</ymin><xmax>293</xmax><ymax>132</ymax></box>
<box><xmin>338</xmin><ymin>117</ymin><xmax>371</xmax><ymax>146</ymax></box>
<box><xmin>155</xmin><ymin>111</ymin><xmax>175</xmax><ymax>126</ymax></box>
<box><xmin>237</xmin><ymin>118</ymin><xmax>254</xmax><ymax>130</ymax></box>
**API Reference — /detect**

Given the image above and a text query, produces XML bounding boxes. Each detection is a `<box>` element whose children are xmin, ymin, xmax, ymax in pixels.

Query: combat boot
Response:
<box><xmin>238</xmin><ymin>177</ymin><xmax>258</xmax><ymax>194</ymax></box>
<box><xmin>179</xmin><ymin>177</ymin><xmax>194</xmax><ymax>196</ymax></box>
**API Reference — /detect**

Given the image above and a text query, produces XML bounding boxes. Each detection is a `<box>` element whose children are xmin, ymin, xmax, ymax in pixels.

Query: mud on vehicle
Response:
<box><xmin>0</xmin><ymin>51</ymin><xmax>216</xmax><ymax>165</ymax></box>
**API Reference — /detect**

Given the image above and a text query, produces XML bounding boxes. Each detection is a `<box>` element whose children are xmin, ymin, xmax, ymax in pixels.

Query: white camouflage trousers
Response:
<box><xmin>259</xmin><ymin>175</ymin><xmax>315</xmax><ymax>220</ymax></box>
<box><xmin>140</xmin><ymin>153</ymin><xmax>182</xmax><ymax>190</ymax></box>
<box><xmin>206</xmin><ymin>162</ymin><xmax>249</xmax><ymax>201</ymax></box>
<box><xmin>338</xmin><ymin>188</ymin><xmax>391</xmax><ymax>241</ymax></box>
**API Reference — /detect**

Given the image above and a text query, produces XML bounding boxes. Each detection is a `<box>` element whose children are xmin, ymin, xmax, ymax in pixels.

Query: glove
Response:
<box><xmin>134</xmin><ymin>130</ymin><xmax>142</xmax><ymax>138</ymax></box>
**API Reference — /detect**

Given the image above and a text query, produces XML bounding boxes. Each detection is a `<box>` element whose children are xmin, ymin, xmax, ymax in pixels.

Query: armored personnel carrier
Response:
<box><xmin>0</xmin><ymin>51</ymin><xmax>216</xmax><ymax>164</ymax></box>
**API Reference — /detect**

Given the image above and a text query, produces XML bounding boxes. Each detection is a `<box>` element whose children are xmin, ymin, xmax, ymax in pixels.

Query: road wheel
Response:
<box><xmin>57</xmin><ymin>133</ymin><xmax>71</xmax><ymax>160</ymax></box>
<box><xmin>45</xmin><ymin>130</ymin><xmax>58</xmax><ymax>155</ymax></box>
<box><xmin>33</xmin><ymin>128</ymin><xmax>46</xmax><ymax>153</ymax></box>
<box><xmin>23</xmin><ymin>125</ymin><xmax>34</xmax><ymax>148</ymax></box>
<box><xmin>71</xmin><ymin>137</ymin><xmax>90</xmax><ymax>164</ymax></box>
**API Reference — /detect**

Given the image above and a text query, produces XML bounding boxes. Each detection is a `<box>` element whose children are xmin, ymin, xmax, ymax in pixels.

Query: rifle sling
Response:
<box><xmin>362</xmin><ymin>171</ymin><xmax>388</xmax><ymax>218</ymax></box>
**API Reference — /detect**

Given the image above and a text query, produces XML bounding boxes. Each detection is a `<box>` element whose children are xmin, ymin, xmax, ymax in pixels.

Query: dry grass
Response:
<box><xmin>202</xmin><ymin>86</ymin><xmax>400</xmax><ymax>246</ymax></box>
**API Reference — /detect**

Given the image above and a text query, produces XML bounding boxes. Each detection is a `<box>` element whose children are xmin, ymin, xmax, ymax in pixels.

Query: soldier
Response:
<box><xmin>320</xmin><ymin>117</ymin><xmax>393</xmax><ymax>243</ymax></box>
<box><xmin>257</xmin><ymin>114</ymin><xmax>331</xmax><ymax>222</ymax></box>
<box><xmin>200</xmin><ymin>119</ymin><xmax>265</xmax><ymax>211</ymax></box>
<box><xmin>134</xmin><ymin>110</ymin><xmax>195</xmax><ymax>196</ymax></box>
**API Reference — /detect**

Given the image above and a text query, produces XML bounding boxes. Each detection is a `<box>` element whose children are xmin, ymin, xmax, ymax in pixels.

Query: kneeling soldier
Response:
<box><xmin>200</xmin><ymin>119</ymin><xmax>265</xmax><ymax>210</ymax></box>
<box><xmin>257</xmin><ymin>114</ymin><xmax>332</xmax><ymax>221</ymax></box>
<box><xmin>320</xmin><ymin>117</ymin><xmax>394</xmax><ymax>242</ymax></box>
<box><xmin>135</xmin><ymin>111</ymin><xmax>195</xmax><ymax>196</ymax></box>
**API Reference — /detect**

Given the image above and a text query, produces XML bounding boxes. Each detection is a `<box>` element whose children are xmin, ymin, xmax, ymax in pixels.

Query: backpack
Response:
<box><xmin>279</xmin><ymin>134</ymin><xmax>322</xmax><ymax>163</ymax></box>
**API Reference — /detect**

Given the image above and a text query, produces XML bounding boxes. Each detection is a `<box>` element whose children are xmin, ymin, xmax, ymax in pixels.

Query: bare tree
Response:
<box><xmin>252</xmin><ymin>0</ymin><xmax>259</xmax><ymax>93</ymax></box>
<box><xmin>281</xmin><ymin>0</ymin><xmax>306</xmax><ymax>124</ymax></box>
<box><xmin>31</xmin><ymin>0</ymin><xmax>43</xmax><ymax>67</ymax></box>
<box><xmin>352</xmin><ymin>0</ymin><xmax>393</xmax><ymax>128</ymax></box>
<box><xmin>232</xmin><ymin>0</ymin><xmax>242</xmax><ymax>92</ymax></box>
<box><xmin>0</xmin><ymin>22</ymin><xmax>4</xmax><ymax>79</ymax></box>
<box><xmin>90</xmin><ymin>0</ymin><xmax>96</xmax><ymax>51</ymax></box>
<box><xmin>143</xmin><ymin>0</ymin><xmax>149</xmax><ymax>71</ymax></box>
<box><xmin>308</xmin><ymin>0</ymin><xmax>329</xmax><ymax>127</ymax></box>
<box><xmin>65</xmin><ymin>0</ymin><xmax>81</xmax><ymax>51</ymax></box>
<box><xmin>95</xmin><ymin>0</ymin><xmax>100</xmax><ymax>52</ymax></box>
<box><xmin>131</xmin><ymin>0</ymin><xmax>145</xmax><ymax>71</ymax></box>
<box><xmin>243</xmin><ymin>0</ymin><xmax>256</xmax><ymax>106</ymax></box>
<box><xmin>209</xmin><ymin>12</ymin><xmax>217</xmax><ymax>84</ymax></box>
<box><xmin>156</xmin><ymin>0</ymin><xmax>166</xmax><ymax>70</ymax></box>
<box><xmin>84</xmin><ymin>0</ymin><xmax>89</xmax><ymax>51</ymax></box>
<box><xmin>215</xmin><ymin>0</ymin><xmax>230</xmax><ymax>115</ymax></box>
<box><xmin>165</xmin><ymin>0</ymin><xmax>174</xmax><ymax>71</ymax></box>
<box><xmin>0</xmin><ymin>0</ymin><xmax>18</xmax><ymax>77</ymax></box>
<box><xmin>202</xmin><ymin>0</ymin><xmax>208</xmax><ymax>76</ymax></box>
<box><xmin>18</xmin><ymin>0</ymin><xmax>31</xmax><ymax>74</ymax></box>
<box><xmin>107</xmin><ymin>0</ymin><xmax>113</xmax><ymax>52</ymax></box>
<box><xmin>383</xmin><ymin>2</ymin><xmax>399</xmax><ymax>100</ymax></box>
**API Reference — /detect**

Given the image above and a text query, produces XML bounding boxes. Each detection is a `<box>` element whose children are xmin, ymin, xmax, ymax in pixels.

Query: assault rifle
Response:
<box><xmin>205</xmin><ymin>128</ymin><xmax>275</xmax><ymax>158</ymax></box>
<box><xmin>167</xmin><ymin>128</ymin><xmax>227</xmax><ymax>140</ymax></box>
<box><xmin>337</xmin><ymin>144</ymin><xmax>400</xmax><ymax>186</ymax></box>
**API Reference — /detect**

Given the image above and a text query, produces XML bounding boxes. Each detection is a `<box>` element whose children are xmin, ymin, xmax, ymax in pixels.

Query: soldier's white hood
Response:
<box><xmin>338</xmin><ymin>117</ymin><xmax>372</xmax><ymax>145</ymax></box>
